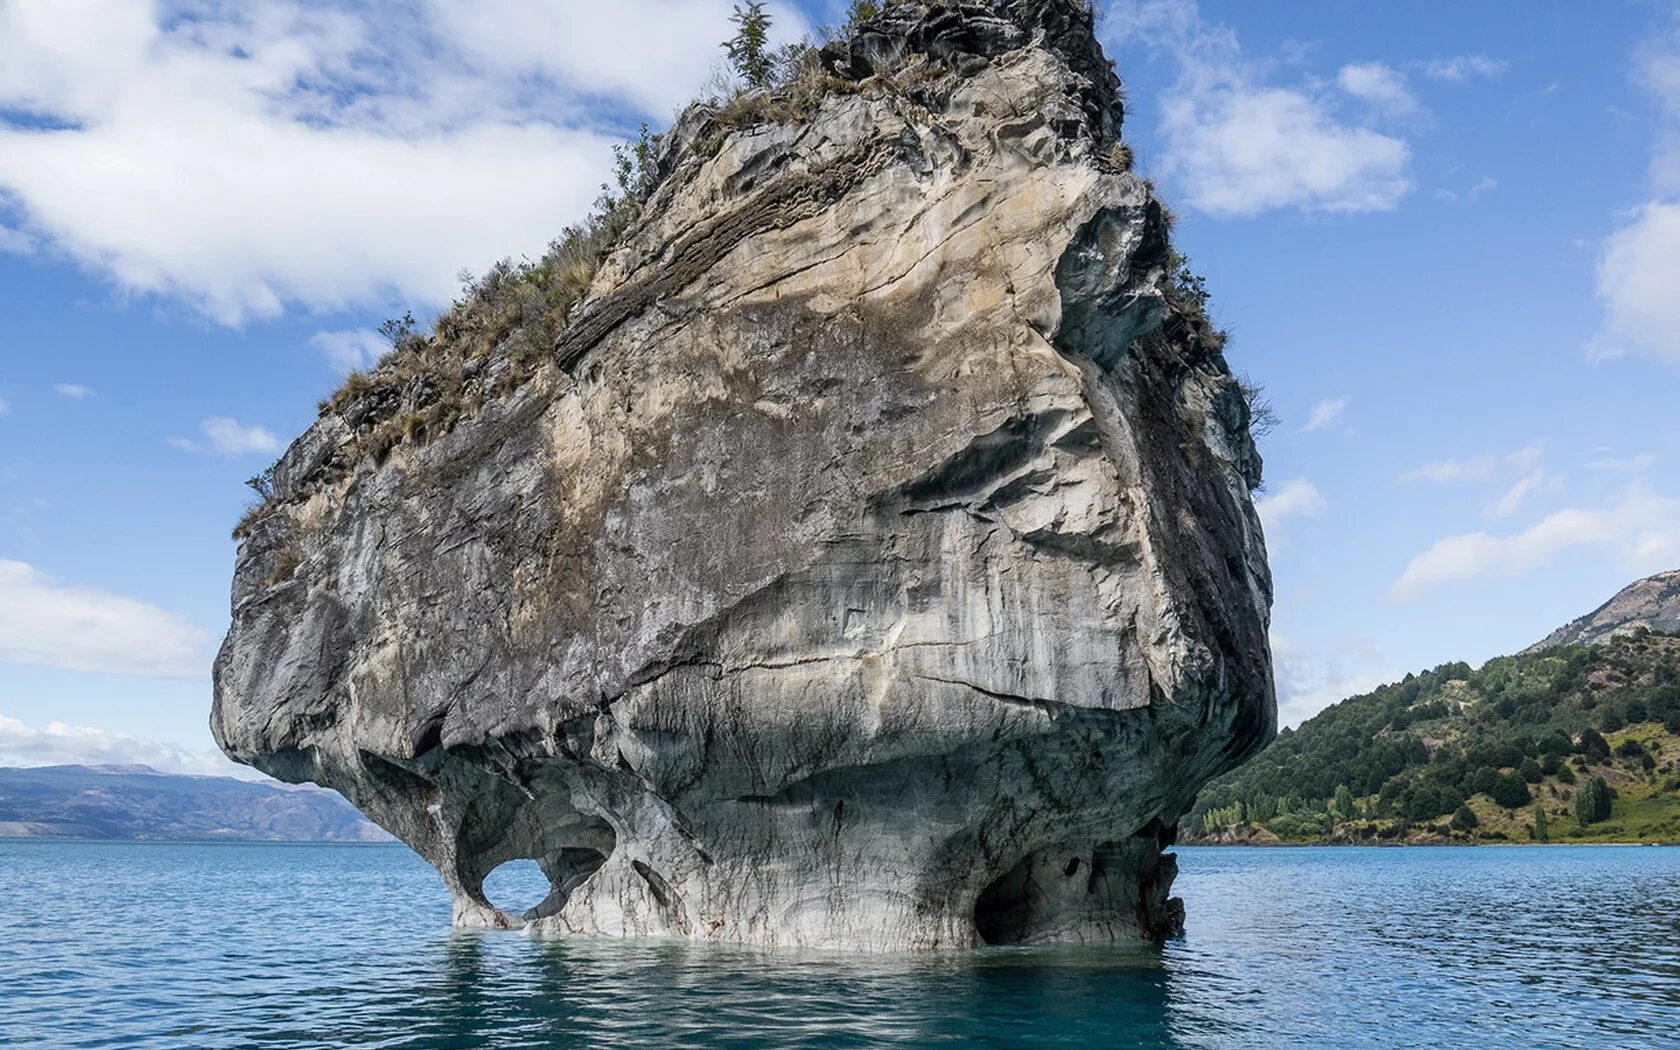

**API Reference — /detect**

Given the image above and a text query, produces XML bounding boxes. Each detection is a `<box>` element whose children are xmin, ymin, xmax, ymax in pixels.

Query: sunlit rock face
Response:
<box><xmin>213</xmin><ymin>0</ymin><xmax>1274</xmax><ymax>951</ymax></box>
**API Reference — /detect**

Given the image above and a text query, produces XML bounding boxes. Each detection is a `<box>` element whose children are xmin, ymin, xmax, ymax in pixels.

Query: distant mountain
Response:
<box><xmin>1185</xmin><ymin>630</ymin><xmax>1680</xmax><ymax>845</ymax></box>
<box><xmin>0</xmin><ymin>764</ymin><xmax>391</xmax><ymax>842</ymax></box>
<box><xmin>1528</xmin><ymin>569</ymin><xmax>1680</xmax><ymax>651</ymax></box>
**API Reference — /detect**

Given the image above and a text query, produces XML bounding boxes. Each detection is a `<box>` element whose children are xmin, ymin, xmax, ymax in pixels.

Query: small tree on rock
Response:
<box><xmin>724</xmin><ymin>2</ymin><xmax>774</xmax><ymax>89</ymax></box>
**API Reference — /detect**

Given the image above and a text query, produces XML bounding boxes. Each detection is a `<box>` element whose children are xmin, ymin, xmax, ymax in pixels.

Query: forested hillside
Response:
<box><xmin>1187</xmin><ymin>631</ymin><xmax>1680</xmax><ymax>844</ymax></box>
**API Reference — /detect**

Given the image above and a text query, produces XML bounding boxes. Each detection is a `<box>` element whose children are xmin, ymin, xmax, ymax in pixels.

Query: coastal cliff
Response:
<box><xmin>212</xmin><ymin>0</ymin><xmax>1275</xmax><ymax>950</ymax></box>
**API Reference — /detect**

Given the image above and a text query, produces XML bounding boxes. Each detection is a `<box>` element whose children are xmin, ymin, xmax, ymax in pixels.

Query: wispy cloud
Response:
<box><xmin>0</xmin><ymin>395</ymin><xmax>9</xmax><ymax>415</ymax></box>
<box><xmin>168</xmin><ymin>416</ymin><xmax>279</xmax><ymax>457</ymax></box>
<box><xmin>1590</xmin><ymin>452</ymin><xmax>1656</xmax><ymax>473</ymax></box>
<box><xmin>1420</xmin><ymin>55</ymin><xmax>1508</xmax><ymax>82</ymax></box>
<box><xmin>1258</xmin><ymin>477</ymin><xmax>1325</xmax><ymax>551</ymax></box>
<box><xmin>0</xmin><ymin>558</ymin><xmax>209</xmax><ymax>678</ymax></box>
<box><xmin>1483</xmin><ymin>469</ymin><xmax>1556</xmax><ymax>520</ymax></box>
<box><xmin>52</xmin><ymin>382</ymin><xmax>93</xmax><ymax>400</ymax></box>
<box><xmin>0</xmin><ymin>224</ymin><xmax>32</xmax><ymax>255</ymax></box>
<box><xmin>1299</xmin><ymin>396</ymin><xmax>1348</xmax><ymax>433</ymax></box>
<box><xmin>1391</xmin><ymin>481</ymin><xmax>1680</xmax><ymax>599</ymax></box>
<box><xmin>1106</xmin><ymin>0</ymin><xmax>1410</xmax><ymax>216</ymax></box>
<box><xmin>1404</xmin><ymin>444</ymin><xmax>1540</xmax><ymax>483</ymax></box>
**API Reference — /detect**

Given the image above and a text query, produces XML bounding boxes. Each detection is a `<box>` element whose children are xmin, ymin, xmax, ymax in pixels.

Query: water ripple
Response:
<box><xmin>1</xmin><ymin>842</ymin><xmax>1676</xmax><ymax>1048</ymax></box>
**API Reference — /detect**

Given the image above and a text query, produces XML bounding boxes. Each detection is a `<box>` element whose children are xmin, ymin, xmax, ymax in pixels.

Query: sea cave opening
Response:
<box><xmin>481</xmin><ymin>859</ymin><xmax>552</xmax><ymax>917</ymax></box>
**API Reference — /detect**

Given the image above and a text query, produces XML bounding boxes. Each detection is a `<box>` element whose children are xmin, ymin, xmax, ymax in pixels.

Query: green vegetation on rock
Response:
<box><xmin>1187</xmin><ymin>631</ymin><xmax>1680</xmax><ymax>844</ymax></box>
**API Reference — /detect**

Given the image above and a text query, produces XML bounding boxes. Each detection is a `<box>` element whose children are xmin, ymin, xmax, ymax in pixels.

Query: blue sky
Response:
<box><xmin>1</xmin><ymin>0</ymin><xmax>1678</xmax><ymax>775</ymax></box>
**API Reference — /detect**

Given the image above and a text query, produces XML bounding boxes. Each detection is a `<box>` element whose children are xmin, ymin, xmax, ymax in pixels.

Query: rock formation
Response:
<box><xmin>213</xmin><ymin>0</ymin><xmax>1275</xmax><ymax>951</ymax></box>
<box><xmin>1527</xmin><ymin>569</ymin><xmax>1680</xmax><ymax>652</ymax></box>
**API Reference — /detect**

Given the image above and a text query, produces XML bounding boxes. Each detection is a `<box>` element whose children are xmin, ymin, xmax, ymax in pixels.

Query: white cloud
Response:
<box><xmin>0</xmin><ymin>395</ymin><xmax>9</xmax><ymax>415</ymax></box>
<box><xmin>1259</xmin><ymin>477</ymin><xmax>1326</xmax><ymax>526</ymax></box>
<box><xmin>1483</xmin><ymin>469</ymin><xmax>1554</xmax><ymax>520</ymax></box>
<box><xmin>1299</xmin><ymin>396</ymin><xmax>1348</xmax><ymax>433</ymax></box>
<box><xmin>1405</xmin><ymin>454</ymin><xmax>1495</xmax><ymax>483</ymax></box>
<box><xmin>427</xmin><ymin>0</ymin><xmax>810</xmax><ymax>117</ymax></box>
<box><xmin>1108</xmin><ymin>0</ymin><xmax>1411</xmax><ymax>217</ymax></box>
<box><xmin>52</xmin><ymin>382</ymin><xmax>92</xmax><ymax>399</ymax></box>
<box><xmin>1160</xmin><ymin>87</ymin><xmax>1410</xmax><ymax>217</ymax></box>
<box><xmin>1592</xmin><ymin>28</ymin><xmax>1680</xmax><ymax>363</ymax></box>
<box><xmin>1337</xmin><ymin>62</ymin><xmax>1422</xmax><ymax>119</ymax></box>
<box><xmin>0</xmin><ymin>0</ymin><xmax>806</xmax><ymax>325</ymax></box>
<box><xmin>1595</xmin><ymin>201</ymin><xmax>1680</xmax><ymax>363</ymax></box>
<box><xmin>1421</xmin><ymin>55</ymin><xmax>1508</xmax><ymax>82</ymax></box>
<box><xmin>1258</xmin><ymin>477</ymin><xmax>1325</xmax><ymax>551</ymax></box>
<box><xmin>0</xmin><ymin>558</ymin><xmax>210</xmax><ymax>678</ymax></box>
<box><xmin>309</xmin><ymin>328</ymin><xmax>386</xmax><ymax>374</ymax></box>
<box><xmin>1391</xmin><ymin>481</ymin><xmax>1680</xmax><ymax>599</ymax></box>
<box><xmin>0</xmin><ymin>711</ymin><xmax>256</xmax><ymax>778</ymax></box>
<box><xmin>1591</xmin><ymin>452</ymin><xmax>1655</xmax><ymax>473</ymax></box>
<box><xmin>169</xmin><ymin>416</ymin><xmax>280</xmax><ymax>456</ymax></box>
<box><xmin>1269</xmin><ymin>630</ymin><xmax>1397</xmax><ymax>728</ymax></box>
<box><xmin>1404</xmin><ymin>444</ymin><xmax>1539</xmax><ymax>483</ymax></box>
<box><xmin>0</xmin><ymin>224</ymin><xmax>33</xmax><ymax>255</ymax></box>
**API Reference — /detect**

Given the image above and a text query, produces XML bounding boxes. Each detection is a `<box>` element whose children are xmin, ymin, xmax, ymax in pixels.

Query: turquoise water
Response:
<box><xmin>1</xmin><ymin>843</ymin><xmax>1676</xmax><ymax>1047</ymax></box>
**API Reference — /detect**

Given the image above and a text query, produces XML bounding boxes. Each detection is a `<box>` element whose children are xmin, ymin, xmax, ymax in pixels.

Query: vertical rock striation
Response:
<box><xmin>213</xmin><ymin>0</ymin><xmax>1275</xmax><ymax>951</ymax></box>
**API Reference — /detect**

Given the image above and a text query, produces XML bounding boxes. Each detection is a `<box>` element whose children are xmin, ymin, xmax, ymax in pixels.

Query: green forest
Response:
<box><xmin>1186</xmin><ymin>631</ymin><xmax>1680</xmax><ymax>844</ymax></box>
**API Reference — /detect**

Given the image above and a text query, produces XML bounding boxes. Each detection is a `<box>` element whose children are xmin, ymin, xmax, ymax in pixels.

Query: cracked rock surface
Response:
<box><xmin>213</xmin><ymin>0</ymin><xmax>1275</xmax><ymax>951</ymax></box>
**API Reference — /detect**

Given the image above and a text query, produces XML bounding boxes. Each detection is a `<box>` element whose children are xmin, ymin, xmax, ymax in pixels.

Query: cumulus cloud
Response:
<box><xmin>169</xmin><ymin>416</ymin><xmax>280</xmax><ymax>456</ymax></box>
<box><xmin>1596</xmin><ymin>202</ymin><xmax>1680</xmax><ymax>363</ymax></box>
<box><xmin>1593</xmin><ymin>26</ymin><xmax>1680</xmax><ymax>363</ymax></box>
<box><xmin>309</xmin><ymin>328</ymin><xmax>387</xmax><ymax>374</ymax></box>
<box><xmin>0</xmin><ymin>558</ymin><xmax>210</xmax><ymax>677</ymax></box>
<box><xmin>0</xmin><ymin>0</ymin><xmax>805</xmax><ymax>325</ymax></box>
<box><xmin>1391</xmin><ymin>481</ymin><xmax>1680</xmax><ymax>599</ymax></box>
<box><xmin>1299</xmin><ymin>396</ymin><xmax>1348</xmax><ymax>433</ymax></box>
<box><xmin>1107</xmin><ymin>0</ymin><xmax>1410</xmax><ymax>216</ymax></box>
<box><xmin>52</xmin><ymin>383</ymin><xmax>92</xmax><ymax>399</ymax></box>
<box><xmin>1420</xmin><ymin>55</ymin><xmax>1508</xmax><ymax>82</ymax></box>
<box><xmin>0</xmin><ymin>711</ymin><xmax>255</xmax><ymax>778</ymax></box>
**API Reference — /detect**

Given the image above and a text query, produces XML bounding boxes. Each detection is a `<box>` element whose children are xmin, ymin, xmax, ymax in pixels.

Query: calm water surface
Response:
<box><xmin>1</xmin><ymin>842</ymin><xmax>1676</xmax><ymax>1048</ymax></box>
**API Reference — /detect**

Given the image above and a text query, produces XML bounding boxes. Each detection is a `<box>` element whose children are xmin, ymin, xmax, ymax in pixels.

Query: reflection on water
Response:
<box><xmin>2</xmin><ymin>841</ymin><xmax>1676</xmax><ymax>1047</ymax></box>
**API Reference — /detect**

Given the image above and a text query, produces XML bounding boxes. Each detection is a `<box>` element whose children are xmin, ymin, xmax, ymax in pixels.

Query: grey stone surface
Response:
<box><xmin>213</xmin><ymin>0</ymin><xmax>1275</xmax><ymax>951</ymax></box>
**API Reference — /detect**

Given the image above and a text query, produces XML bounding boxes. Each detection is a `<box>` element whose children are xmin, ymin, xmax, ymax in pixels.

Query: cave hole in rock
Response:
<box><xmin>974</xmin><ymin>853</ymin><xmax>1039</xmax><ymax>946</ymax></box>
<box><xmin>974</xmin><ymin>848</ymin><xmax>1100</xmax><ymax>946</ymax></box>
<box><xmin>481</xmin><ymin>859</ymin><xmax>551</xmax><ymax>917</ymax></box>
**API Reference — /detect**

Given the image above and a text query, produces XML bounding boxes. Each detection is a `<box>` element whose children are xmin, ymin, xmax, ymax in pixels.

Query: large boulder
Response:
<box><xmin>213</xmin><ymin>0</ymin><xmax>1274</xmax><ymax>951</ymax></box>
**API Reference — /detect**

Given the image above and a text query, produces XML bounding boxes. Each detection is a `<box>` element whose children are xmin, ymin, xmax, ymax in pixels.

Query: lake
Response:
<box><xmin>1</xmin><ymin>842</ymin><xmax>1675</xmax><ymax>1048</ymax></box>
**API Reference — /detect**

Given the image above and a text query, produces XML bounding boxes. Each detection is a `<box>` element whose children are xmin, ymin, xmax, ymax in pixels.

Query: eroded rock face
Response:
<box><xmin>213</xmin><ymin>0</ymin><xmax>1275</xmax><ymax>951</ymax></box>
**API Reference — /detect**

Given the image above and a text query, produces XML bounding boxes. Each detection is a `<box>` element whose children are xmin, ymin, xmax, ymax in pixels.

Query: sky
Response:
<box><xmin>1</xmin><ymin>0</ymin><xmax>1678</xmax><ymax>777</ymax></box>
